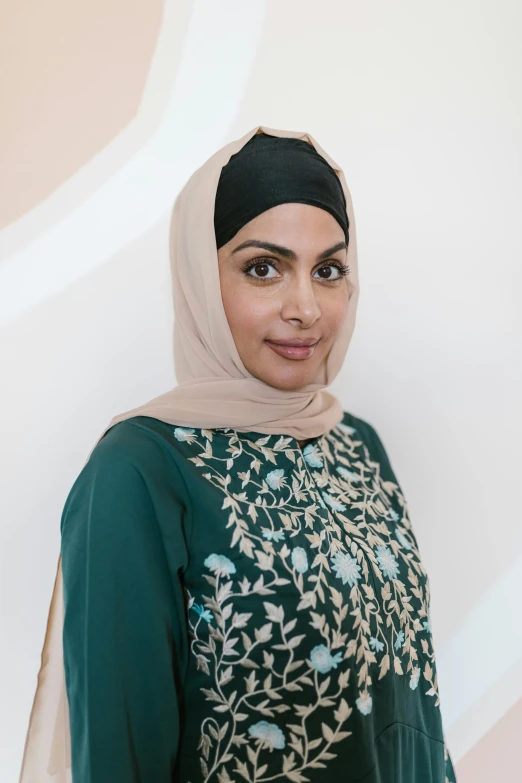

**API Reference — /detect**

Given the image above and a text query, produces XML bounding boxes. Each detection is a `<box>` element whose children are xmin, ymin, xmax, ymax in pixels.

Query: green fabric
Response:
<box><xmin>61</xmin><ymin>412</ymin><xmax>457</xmax><ymax>782</ymax></box>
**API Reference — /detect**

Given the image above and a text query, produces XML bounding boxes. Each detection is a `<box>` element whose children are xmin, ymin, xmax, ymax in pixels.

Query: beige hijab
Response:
<box><xmin>19</xmin><ymin>124</ymin><xmax>360</xmax><ymax>782</ymax></box>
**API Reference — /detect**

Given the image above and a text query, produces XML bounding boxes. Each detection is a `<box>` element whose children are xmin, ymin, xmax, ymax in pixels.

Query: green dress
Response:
<box><xmin>61</xmin><ymin>411</ymin><xmax>457</xmax><ymax>783</ymax></box>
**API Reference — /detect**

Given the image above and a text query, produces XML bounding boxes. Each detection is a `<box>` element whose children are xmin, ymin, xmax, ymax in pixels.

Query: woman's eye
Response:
<box><xmin>313</xmin><ymin>263</ymin><xmax>345</xmax><ymax>280</ymax></box>
<box><xmin>245</xmin><ymin>261</ymin><xmax>279</xmax><ymax>279</ymax></box>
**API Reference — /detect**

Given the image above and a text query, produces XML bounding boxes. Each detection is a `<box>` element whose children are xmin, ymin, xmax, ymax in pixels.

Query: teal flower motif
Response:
<box><xmin>322</xmin><ymin>492</ymin><xmax>347</xmax><ymax>512</ymax></box>
<box><xmin>173</xmin><ymin>426</ymin><xmax>196</xmax><ymax>442</ymax></box>
<box><xmin>369</xmin><ymin>636</ymin><xmax>385</xmax><ymax>652</ymax></box>
<box><xmin>248</xmin><ymin>721</ymin><xmax>286</xmax><ymax>750</ymax></box>
<box><xmin>204</xmin><ymin>553</ymin><xmax>236</xmax><ymax>576</ymax></box>
<box><xmin>310</xmin><ymin>644</ymin><xmax>343</xmax><ymax>674</ymax></box>
<box><xmin>317</xmin><ymin>493</ymin><xmax>327</xmax><ymax>509</ymax></box>
<box><xmin>409</xmin><ymin>666</ymin><xmax>420</xmax><ymax>690</ymax></box>
<box><xmin>356</xmin><ymin>692</ymin><xmax>373</xmax><ymax>715</ymax></box>
<box><xmin>375</xmin><ymin>544</ymin><xmax>400</xmax><ymax>579</ymax></box>
<box><xmin>423</xmin><ymin>618</ymin><xmax>432</xmax><ymax>633</ymax></box>
<box><xmin>331</xmin><ymin>551</ymin><xmax>362</xmax><ymax>587</ymax></box>
<box><xmin>266</xmin><ymin>468</ymin><xmax>286</xmax><ymax>490</ymax></box>
<box><xmin>336</xmin><ymin>466</ymin><xmax>361</xmax><ymax>483</ymax></box>
<box><xmin>303</xmin><ymin>443</ymin><xmax>323</xmax><ymax>469</ymax></box>
<box><xmin>191</xmin><ymin>603</ymin><xmax>213</xmax><ymax>623</ymax></box>
<box><xmin>395</xmin><ymin>528</ymin><xmax>412</xmax><ymax>550</ymax></box>
<box><xmin>291</xmin><ymin>547</ymin><xmax>309</xmax><ymax>574</ymax></box>
<box><xmin>338</xmin><ymin>423</ymin><xmax>357</xmax><ymax>435</ymax></box>
<box><xmin>390</xmin><ymin>509</ymin><xmax>399</xmax><ymax>522</ymax></box>
<box><xmin>395</xmin><ymin>630</ymin><xmax>405</xmax><ymax>650</ymax></box>
<box><xmin>262</xmin><ymin>529</ymin><xmax>285</xmax><ymax>542</ymax></box>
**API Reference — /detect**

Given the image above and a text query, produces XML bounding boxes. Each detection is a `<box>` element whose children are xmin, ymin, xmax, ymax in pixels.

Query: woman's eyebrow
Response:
<box><xmin>231</xmin><ymin>239</ymin><xmax>347</xmax><ymax>260</ymax></box>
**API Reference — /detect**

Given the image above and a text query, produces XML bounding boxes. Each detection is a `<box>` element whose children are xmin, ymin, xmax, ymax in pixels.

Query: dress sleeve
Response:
<box><xmin>361</xmin><ymin>419</ymin><xmax>400</xmax><ymax>487</ymax></box>
<box><xmin>359</xmin><ymin>417</ymin><xmax>425</xmax><ymax>552</ymax></box>
<box><xmin>61</xmin><ymin>421</ymin><xmax>190</xmax><ymax>783</ymax></box>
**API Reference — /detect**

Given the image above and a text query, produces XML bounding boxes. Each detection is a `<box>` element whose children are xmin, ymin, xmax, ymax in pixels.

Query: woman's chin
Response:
<box><xmin>256</xmin><ymin>365</ymin><xmax>319</xmax><ymax>392</ymax></box>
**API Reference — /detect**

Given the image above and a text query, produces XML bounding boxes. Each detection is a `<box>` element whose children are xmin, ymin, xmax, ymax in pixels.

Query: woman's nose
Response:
<box><xmin>280</xmin><ymin>275</ymin><xmax>321</xmax><ymax>327</ymax></box>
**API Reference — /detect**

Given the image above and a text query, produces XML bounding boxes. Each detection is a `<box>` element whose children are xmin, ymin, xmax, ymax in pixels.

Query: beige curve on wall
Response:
<box><xmin>0</xmin><ymin>0</ymin><xmax>193</xmax><ymax>258</ymax></box>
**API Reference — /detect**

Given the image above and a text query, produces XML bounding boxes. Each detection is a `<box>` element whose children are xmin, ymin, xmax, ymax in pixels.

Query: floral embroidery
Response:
<box><xmin>336</xmin><ymin>465</ymin><xmax>361</xmax><ymax>483</ymax></box>
<box><xmin>290</xmin><ymin>547</ymin><xmax>309</xmax><ymax>574</ymax></box>
<box><xmin>410</xmin><ymin>666</ymin><xmax>421</xmax><ymax>690</ymax></box>
<box><xmin>309</xmin><ymin>644</ymin><xmax>343</xmax><ymax>673</ymax></box>
<box><xmin>331</xmin><ymin>551</ymin><xmax>362</xmax><ymax>587</ymax></box>
<box><xmin>395</xmin><ymin>630</ymin><xmax>405</xmax><ymax>650</ymax></box>
<box><xmin>369</xmin><ymin>636</ymin><xmax>385</xmax><ymax>653</ymax></box>
<box><xmin>302</xmin><ymin>443</ymin><xmax>323</xmax><ymax>469</ymax></box>
<box><xmin>179</xmin><ymin>420</ymin><xmax>441</xmax><ymax>782</ymax></box>
<box><xmin>204</xmin><ymin>554</ymin><xmax>236</xmax><ymax>576</ymax></box>
<box><xmin>174</xmin><ymin>426</ymin><xmax>197</xmax><ymax>442</ymax></box>
<box><xmin>375</xmin><ymin>544</ymin><xmax>401</xmax><ymax>580</ymax></box>
<box><xmin>337</xmin><ymin>422</ymin><xmax>357</xmax><ymax>435</ymax></box>
<box><xmin>356</xmin><ymin>692</ymin><xmax>373</xmax><ymax>715</ymax></box>
<box><xmin>266</xmin><ymin>468</ymin><xmax>286</xmax><ymax>490</ymax></box>
<box><xmin>321</xmin><ymin>491</ymin><xmax>347</xmax><ymax>512</ymax></box>
<box><xmin>395</xmin><ymin>528</ymin><xmax>412</xmax><ymax>550</ymax></box>
<box><xmin>248</xmin><ymin>721</ymin><xmax>286</xmax><ymax>750</ymax></box>
<box><xmin>192</xmin><ymin>603</ymin><xmax>213</xmax><ymax>623</ymax></box>
<box><xmin>262</xmin><ymin>529</ymin><xmax>285</xmax><ymax>542</ymax></box>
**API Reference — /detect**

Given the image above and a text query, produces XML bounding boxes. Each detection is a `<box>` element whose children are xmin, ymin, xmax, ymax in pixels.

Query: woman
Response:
<box><xmin>20</xmin><ymin>126</ymin><xmax>457</xmax><ymax>783</ymax></box>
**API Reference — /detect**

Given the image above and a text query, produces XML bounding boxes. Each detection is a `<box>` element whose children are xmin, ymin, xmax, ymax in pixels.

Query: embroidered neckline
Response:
<box><xmin>212</xmin><ymin>422</ymin><xmax>336</xmax><ymax>455</ymax></box>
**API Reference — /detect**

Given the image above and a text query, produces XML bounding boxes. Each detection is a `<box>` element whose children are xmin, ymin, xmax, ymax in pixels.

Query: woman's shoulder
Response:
<box><xmin>62</xmin><ymin>416</ymin><xmax>193</xmax><ymax>530</ymax></box>
<box><xmin>67</xmin><ymin>416</ymin><xmax>191</xmax><ymax>508</ymax></box>
<box><xmin>91</xmin><ymin>415</ymin><xmax>189</xmax><ymax>466</ymax></box>
<box><xmin>339</xmin><ymin>409</ymin><xmax>381</xmax><ymax>444</ymax></box>
<box><xmin>339</xmin><ymin>409</ymin><xmax>396</xmax><ymax>481</ymax></box>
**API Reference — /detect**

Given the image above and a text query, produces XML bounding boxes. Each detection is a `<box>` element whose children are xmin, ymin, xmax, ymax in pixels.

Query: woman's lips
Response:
<box><xmin>265</xmin><ymin>339</ymin><xmax>318</xmax><ymax>360</ymax></box>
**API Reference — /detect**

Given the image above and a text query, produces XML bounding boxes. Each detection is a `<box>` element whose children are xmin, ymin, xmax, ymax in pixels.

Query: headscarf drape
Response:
<box><xmin>18</xmin><ymin>124</ymin><xmax>360</xmax><ymax>782</ymax></box>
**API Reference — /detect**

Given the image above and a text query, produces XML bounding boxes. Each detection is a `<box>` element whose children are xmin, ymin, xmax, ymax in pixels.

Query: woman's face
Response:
<box><xmin>218</xmin><ymin>202</ymin><xmax>354</xmax><ymax>391</ymax></box>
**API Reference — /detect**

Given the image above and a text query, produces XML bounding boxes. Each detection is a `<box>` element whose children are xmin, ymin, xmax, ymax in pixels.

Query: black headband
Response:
<box><xmin>214</xmin><ymin>132</ymin><xmax>349</xmax><ymax>250</ymax></box>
